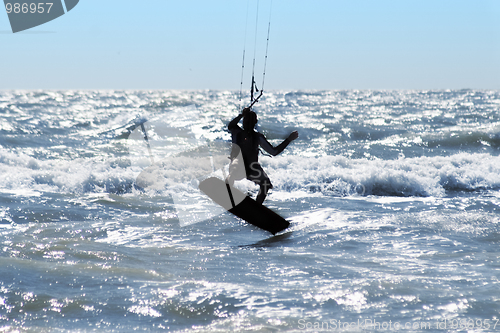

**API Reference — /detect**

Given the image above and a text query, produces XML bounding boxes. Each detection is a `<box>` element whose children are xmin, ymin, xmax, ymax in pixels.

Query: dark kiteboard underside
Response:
<box><xmin>199</xmin><ymin>177</ymin><xmax>289</xmax><ymax>235</ymax></box>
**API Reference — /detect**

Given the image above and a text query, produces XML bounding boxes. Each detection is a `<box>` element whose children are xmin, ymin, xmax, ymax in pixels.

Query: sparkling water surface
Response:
<box><xmin>1</xmin><ymin>90</ymin><xmax>500</xmax><ymax>332</ymax></box>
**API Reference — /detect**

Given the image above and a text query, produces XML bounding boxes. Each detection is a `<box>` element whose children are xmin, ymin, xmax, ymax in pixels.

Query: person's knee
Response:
<box><xmin>260</xmin><ymin>180</ymin><xmax>273</xmax><ymax>192</ymax></box>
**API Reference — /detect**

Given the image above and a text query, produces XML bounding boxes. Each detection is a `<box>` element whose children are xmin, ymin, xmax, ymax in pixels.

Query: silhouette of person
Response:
<box><xmin>227</xmin><ymin>107</ymin><xmax>298</xmax><ymax>204</ymax></box>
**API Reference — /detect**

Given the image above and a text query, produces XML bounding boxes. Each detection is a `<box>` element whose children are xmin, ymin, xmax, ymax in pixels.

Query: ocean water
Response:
<box><xmin>1</xmin><ymin>89</ymin><xmax>500</xmax><ymax>332</ymax></box>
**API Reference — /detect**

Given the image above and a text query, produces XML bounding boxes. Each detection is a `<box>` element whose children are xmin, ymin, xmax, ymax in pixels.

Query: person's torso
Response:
<box><xmin>232</xmin><ymin>128</ymin><xmax>260</xmax><ymax>165</ymax></box>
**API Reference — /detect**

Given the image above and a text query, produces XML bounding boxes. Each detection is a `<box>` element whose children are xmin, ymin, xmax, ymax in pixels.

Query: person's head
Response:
<box><xmin>243</xmin><ymin>110</ymin><xmax>258</xmax><ymax>131</ymax></box>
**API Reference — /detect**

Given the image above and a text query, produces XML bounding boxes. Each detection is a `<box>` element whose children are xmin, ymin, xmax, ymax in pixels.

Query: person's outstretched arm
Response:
<box><xmin>259</xmin><ymin>131</ymin><xmax>299</xmax><ymax>156</ymax></box>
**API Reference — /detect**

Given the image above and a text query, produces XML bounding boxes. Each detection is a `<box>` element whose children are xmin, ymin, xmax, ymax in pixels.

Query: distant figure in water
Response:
<box><xmin>227</xmin><ymin>107</ymin><xmax>298</xmax><ymax>204</ymax></box>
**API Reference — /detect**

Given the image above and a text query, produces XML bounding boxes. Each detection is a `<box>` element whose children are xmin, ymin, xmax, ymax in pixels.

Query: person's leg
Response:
<box><xmin>248</xmin><ymin>162</ymin><xmax>273</xmax><ymax>204</ymax></box>
<box><xmin>255</xmin><ymin>175</ymin><xmax>273</xmax><ymax>205</ymax></box>
<box><xmin>256</xmin><ymin>181</ymin><xmax>271</xmax><ymax>204</ymax></box>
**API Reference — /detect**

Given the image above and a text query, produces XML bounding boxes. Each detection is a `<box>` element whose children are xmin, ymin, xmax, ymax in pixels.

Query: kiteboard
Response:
<box><xmin>198</xmin><ymin>177</ymin><xmax>290</xmax><ymax>235</ymax></box>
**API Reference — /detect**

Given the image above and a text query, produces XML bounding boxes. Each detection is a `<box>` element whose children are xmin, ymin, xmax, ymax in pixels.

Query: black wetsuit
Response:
<box><xmin>228</xmin><ymin>115</ymin><xmax>292</xmax><ymax>187</ymax></box>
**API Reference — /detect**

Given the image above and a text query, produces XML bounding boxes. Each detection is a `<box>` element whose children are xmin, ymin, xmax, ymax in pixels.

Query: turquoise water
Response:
<box><xmin>1</xmin><ymin>90</ymin><xmax>500</xmax><ymax>332</ymax></box>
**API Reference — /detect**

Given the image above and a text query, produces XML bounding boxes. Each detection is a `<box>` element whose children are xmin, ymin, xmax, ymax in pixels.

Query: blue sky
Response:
<box><xmin>1</xmin><ymin>0</ymin><xmax>499</xmax><ymax>90</ymax></box>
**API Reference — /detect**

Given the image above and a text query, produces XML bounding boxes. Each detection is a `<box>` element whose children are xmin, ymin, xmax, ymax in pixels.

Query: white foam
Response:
<box><xmin>262</xmin><ymin>152</ymin><xmax>500</xmax><ymax>198</ymax></box>
<box><xmin>2</xmin><ymin>90</ymin><xmax>500</xmax><ymax>202</ymax></box>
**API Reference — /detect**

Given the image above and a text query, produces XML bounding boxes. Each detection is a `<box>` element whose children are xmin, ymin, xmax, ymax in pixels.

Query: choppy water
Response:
<box><xmin>1</xmin><ymin>90</ymin><xmax>500</xmax><ymax>332</ymax></box>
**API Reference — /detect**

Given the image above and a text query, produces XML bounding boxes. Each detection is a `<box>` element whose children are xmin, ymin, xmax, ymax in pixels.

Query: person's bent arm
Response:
<box><xmin>228</xmin><ymin>108</ymin><xmax>250</xmax><ymax>131</ymax></box>
<box><xmin>228</xmin><ymin>114</ymin><xmax>243</xmax><ymax>131</ymax></box>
